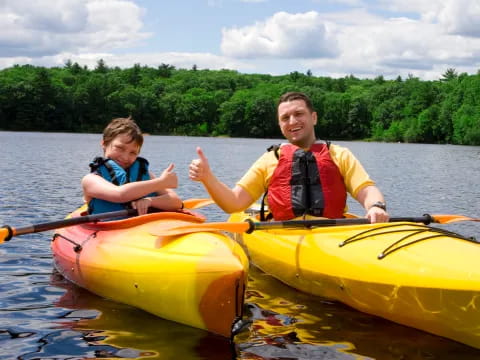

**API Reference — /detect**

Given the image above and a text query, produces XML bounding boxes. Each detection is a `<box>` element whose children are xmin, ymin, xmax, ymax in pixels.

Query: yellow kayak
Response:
<box><xmin>228</xmin><ymin>210</ymin><xmax>480</xmax><ymax>348</ymax></box>
<box><xmin>52</xmin><ymin>207</ymin><xmax>249</xmax><ymax>337</ymax></box>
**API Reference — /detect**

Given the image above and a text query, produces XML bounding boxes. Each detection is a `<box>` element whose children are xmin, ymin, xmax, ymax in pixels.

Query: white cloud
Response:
<box><xmin>280</xmin><ymin>7</ymin><xmax>480</xmax><ymax>80</ymax></box>
<box><xmin>377</xmin><ymin>0</ymin><xmax>443</xmax><ymax>15</ymax></box>
<box><xmin>437</xmin><ymin>0</ymin><xmax>480</xmax><ymax>37</ymax></box>
<box><xmin>0</xmin><ymin>0</ymin><xmax>150</xmax><ymax>57</ymax></box>
<box><xmin>380</xmin><ymin>0</ymin><xmax>480</xmax><ymax>37</ymax></box>
<box><xmin>1</xmin><ymin>0</ymin><xmax>88</xmax><ymax>33</ymax></box>
<box><xmin>0</xmin><ymin>0</ymin><xmax>480</xmax><ymax>80</ymax></box>
<box><xmin>0</xmin><ymin>51</ymin><xmax>253</xmax><ymax>73</ymax></box>
<box><xmin>83</xmin><ymin>0</ymin><xmax>150</xmax><ymax>49</ymax></box>
<box><xmin>221</xmin><ymin>11</ymin><xmax>338</xmax><ymax>59</ymax></box>
<box><xmin>88</xmin><ymin>51</ymin><xmax>252</xmax><ymax>71</ymax></box>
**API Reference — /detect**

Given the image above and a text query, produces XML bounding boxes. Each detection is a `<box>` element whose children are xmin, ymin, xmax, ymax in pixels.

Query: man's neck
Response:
<box><xmin>291</xmin><ymin>137</ymin><xmax>316</xmax><ymax>149</ymax></box>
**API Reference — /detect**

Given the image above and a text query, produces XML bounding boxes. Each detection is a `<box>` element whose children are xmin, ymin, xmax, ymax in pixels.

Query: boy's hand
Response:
<box><xmin>159</xmin><ymin>163</ymin><xmax>178</xmax><ymax>189</ymax></box>
<box><xmin>131</xmin><ymin>197</ymin><xmax>152</xmax><ymax>215</ymax></box>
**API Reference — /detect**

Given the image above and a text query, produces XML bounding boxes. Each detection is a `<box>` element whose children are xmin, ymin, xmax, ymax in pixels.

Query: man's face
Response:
<box><xmin>278</xmin><ymin>99</ymin><xmax>317</xmax><ymax>148</ymax></box>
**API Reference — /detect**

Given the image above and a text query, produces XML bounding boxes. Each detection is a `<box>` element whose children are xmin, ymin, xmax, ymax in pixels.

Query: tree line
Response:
<box><xmin>0</xmin><ymin>60</ymin><xmax>479</xmax><ymax>145</ymax></box>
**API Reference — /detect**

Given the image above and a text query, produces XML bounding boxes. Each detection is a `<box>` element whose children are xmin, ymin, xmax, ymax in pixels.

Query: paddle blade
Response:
<box><xmin>155</xmin><ymin>221</ymin><xmax>251</xmax><ymax>237</ymax></box>
<box><xmin>0</xmin><ymin>227</ymin><xmax>11</xmax><ymax>243</ymax></box>
<box><xmin>431</xmin><ymin>214</ymin><xmax>480</xmax><ymax>224</ymax></box>
<box><xmin>182</xmin><ymin>198</ymin><xmax>214</xmax><ymax>210</ymax></box>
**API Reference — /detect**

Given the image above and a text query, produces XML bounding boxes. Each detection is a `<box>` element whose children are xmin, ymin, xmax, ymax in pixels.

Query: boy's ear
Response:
<box><xmin>100</xmin><ymin>140</ymin><xmax>105</xmax><ymax>151</ymax></box>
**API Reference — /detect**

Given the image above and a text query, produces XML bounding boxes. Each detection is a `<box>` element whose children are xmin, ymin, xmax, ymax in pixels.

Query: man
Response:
<box><xmin>189</xmin><ymin>91</ymin><xmax>389</xmax><ymax>223</ymax></box>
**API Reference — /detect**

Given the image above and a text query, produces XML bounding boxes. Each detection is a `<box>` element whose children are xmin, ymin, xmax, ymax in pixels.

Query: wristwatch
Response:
<box><xmin>369</xmin><ymin>201</ymin><xmax>387</xmax><ymax>211</ymax></box>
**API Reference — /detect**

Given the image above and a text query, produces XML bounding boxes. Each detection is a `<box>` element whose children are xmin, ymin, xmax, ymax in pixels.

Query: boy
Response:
<box><xmin>82</xmin><ymin>117</ymin><xmax>182</xmax><ymax>215</ymax></box>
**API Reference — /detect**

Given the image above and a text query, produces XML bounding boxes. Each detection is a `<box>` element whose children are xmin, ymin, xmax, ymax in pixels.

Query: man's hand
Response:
<box><xmin>366</xmin><ymin>206</ymin><xmax>389</xmax><ymax>223</ymax></box>
<box><xmin>189</xmin><ymin>147</ymin><xmax>211</xmax><ymax>182</ymax></box>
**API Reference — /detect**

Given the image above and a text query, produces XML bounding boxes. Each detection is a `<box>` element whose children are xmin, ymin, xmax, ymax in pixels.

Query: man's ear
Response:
<box><xmin>312</xmin><ymin>111</ymin><xmax>318</xmax><ymax>125</ymax></box>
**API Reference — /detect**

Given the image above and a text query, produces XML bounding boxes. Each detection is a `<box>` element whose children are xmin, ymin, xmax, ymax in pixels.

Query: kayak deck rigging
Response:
<box><xmin>338</xmin><ymin>222</ymin><xmax>478</xmax><ymax>259</ymax></box>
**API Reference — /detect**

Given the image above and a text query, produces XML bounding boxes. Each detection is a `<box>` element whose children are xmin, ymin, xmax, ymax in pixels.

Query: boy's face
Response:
<box><xmin>102</xmin><ymin>133</ymin><xmax>140</xmax><ymax>169</ymax></box>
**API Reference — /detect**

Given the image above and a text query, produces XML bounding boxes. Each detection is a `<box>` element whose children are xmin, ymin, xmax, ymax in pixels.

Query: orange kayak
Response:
<box><xmin>52</xmin><ymin>207</ymin><xmax>248</xmax><ymax>337</ymax></box>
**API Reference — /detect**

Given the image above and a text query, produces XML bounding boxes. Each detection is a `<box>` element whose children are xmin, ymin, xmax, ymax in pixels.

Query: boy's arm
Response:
<box><xmin>132</xmin><ymin>189</ymin><xmax>182</xmax><ymax>214</ymax></box>
<box><xmin>147</xmin><ymin>189</ymin><xmax>182</xmax><ymax>211</ymax></box>
<box><xmin>82</xmin><ymin>163</ymin><xmax>178</xmax><ymax>203</ymax></box>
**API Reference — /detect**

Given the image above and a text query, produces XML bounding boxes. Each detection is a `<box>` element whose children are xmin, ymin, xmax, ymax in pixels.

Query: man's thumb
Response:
<box><xmin>196</xmin><ymin>146</ymin><xmax>207</xmax><ymax>161</ymax></box>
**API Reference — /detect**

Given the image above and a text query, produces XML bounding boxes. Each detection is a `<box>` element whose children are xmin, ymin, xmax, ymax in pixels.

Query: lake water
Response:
<box><xmin>0</xmin><ymin>131</ymin><xmax>479</xmax><ymax>359</ymax></box>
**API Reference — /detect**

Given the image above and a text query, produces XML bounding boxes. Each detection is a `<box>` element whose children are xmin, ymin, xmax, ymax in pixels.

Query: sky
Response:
<box><xmin>1</xmin><ymin>0</ymin><xmax>480</xmax><ymax>80</ymax></box>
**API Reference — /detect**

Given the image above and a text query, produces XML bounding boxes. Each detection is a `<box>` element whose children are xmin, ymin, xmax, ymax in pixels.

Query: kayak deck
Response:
<box><xmin>52</xmin><ymin>208</ymin><xmax>249</xmax><ymax>337</ymax></box>
<box><xmin>229</xmin><ymin>210</ymin><xmax>480</xmax><ymax>348</ymax></box>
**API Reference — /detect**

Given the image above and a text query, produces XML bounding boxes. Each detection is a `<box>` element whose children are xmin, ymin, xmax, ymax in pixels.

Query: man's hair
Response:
<box><xmin>103</xmin><ymin>116</ymin><xmax>144</xmax><ymax>148</ymax></box>
<box><xmin>278</xmin><ymin>92</ymin><xmax>314</xmax><ymax>112</ymax></box>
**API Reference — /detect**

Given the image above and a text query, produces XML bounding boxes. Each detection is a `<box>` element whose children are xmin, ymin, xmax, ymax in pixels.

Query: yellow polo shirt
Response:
<box><xmin>236</xmin><ymin>143</ymin><xmax>375</xmax><ymax>203</ymax></box>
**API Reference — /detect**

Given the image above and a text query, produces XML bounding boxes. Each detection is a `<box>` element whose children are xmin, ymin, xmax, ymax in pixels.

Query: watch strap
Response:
<box><xmin>370</xmin><ymin>201</ymin><xmax>387</xmax><ymax>211</ymax></box>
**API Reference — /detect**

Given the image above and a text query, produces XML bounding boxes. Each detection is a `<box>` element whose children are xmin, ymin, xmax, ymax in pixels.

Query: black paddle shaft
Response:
<box><xmin>2</xmin><ymin>209</ymin><xmax>138</xmax><ymax>240</ymax></box>
<box><xmin>245</xmin><ymin>214</ymin><xmax>433</xmax><ymax>232</ymax></box>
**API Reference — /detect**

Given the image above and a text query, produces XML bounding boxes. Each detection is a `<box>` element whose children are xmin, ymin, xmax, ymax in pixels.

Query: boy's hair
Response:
<box><xmin>278</xmin><ymin>92</ymin><xmax>314</xmax><ymax>113</ymax></box>
<box><xmin>103</xmin><ymin>116</ymin><xmax>144</xmax><ymax>148</ymax></box>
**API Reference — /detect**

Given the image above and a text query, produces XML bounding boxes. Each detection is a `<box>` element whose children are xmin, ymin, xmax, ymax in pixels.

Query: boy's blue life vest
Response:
<box><xmin>87</xmin><ymin>157</ymin><xmax>156</xmax><ymax>214</ymax></box>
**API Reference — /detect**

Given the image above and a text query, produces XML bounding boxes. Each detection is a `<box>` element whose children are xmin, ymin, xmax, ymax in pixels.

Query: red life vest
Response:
<box><xmin>267</xmin><ymin>143</ymin><xmax>347</xmax><ymax>220</ymax></box>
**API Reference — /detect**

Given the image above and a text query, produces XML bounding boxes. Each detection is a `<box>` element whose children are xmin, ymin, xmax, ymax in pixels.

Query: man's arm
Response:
<box><xmin>331</xmin><ymin>144</ymin><xmax>389</xmax><ymax>224</ymax></box>
<box><xmin>355</xmin><ymin>185</ymin><xmax>389</xmax><ymax>223</ymax></box>
<box><xmin>189</xmin><ymin>147</ymin><xmax>254</xmax><ymax>213</ymax></box>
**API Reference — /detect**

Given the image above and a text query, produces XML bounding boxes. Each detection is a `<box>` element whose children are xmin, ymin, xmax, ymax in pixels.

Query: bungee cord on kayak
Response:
<box><xmin>339</xmin><ymin>222</ymin><xmax>477</xmax><ymax>259</ymax></box>
<box><xmin>52</xmin><ymin>233</ymin><xmax>83</xmax><ymax>253</ymax></box>
<box><xmin>228</xmin><ymin>205</ymin><xmax>480</xmax><ymax>349</ymax></box>
<box><xmin>52</xmin><ymin>231</ymin><xmax>100</xmax><ymax>253</ymax></box>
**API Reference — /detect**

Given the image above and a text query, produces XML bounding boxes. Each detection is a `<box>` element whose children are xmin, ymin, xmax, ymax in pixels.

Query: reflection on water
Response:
<box><xmin>238</xmin><ymin>268</ymin><xmax>480</xmax><ymax>360</ymax></box>
<box><xmin>51</xmin><ymin>272</ymin><xmax>235</xmax><ymax>360</ymax></box>
<box><xmin>1</xmin><ymin>132</ymin><xmax>479</xmax><ymax>359</ymax></box>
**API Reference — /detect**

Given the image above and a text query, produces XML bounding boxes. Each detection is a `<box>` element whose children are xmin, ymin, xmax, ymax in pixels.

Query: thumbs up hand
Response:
<box><xmin>158</xmin><ymin>163</ymin><xmax>178</xmax><ymax>189</ymax></box>
<box><xmin>189</xmin><ymin>147</ymin><xmax>211</xmax><ymax>182</ymax></box>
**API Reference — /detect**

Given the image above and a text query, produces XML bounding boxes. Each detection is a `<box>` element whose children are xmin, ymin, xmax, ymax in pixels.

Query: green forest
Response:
<box><xmin>0</xmin><ymin>60</ymin><xmax>479</xmax><ymax>145</ymax></box>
